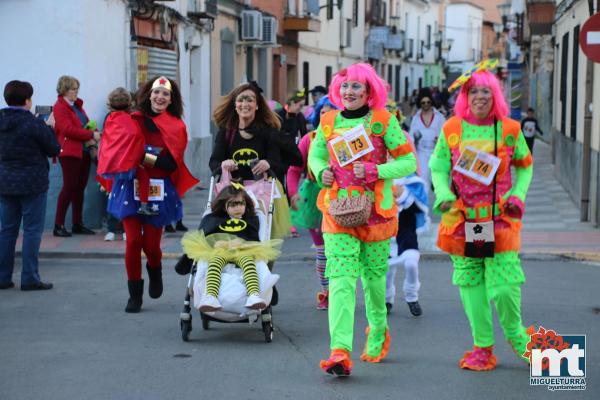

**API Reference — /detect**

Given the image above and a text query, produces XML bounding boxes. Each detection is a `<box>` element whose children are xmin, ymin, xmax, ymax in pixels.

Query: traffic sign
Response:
<box><xmin>580</xmin><ymin>12</ymin><xmax>600</xmax><ymax>63</ymax></box>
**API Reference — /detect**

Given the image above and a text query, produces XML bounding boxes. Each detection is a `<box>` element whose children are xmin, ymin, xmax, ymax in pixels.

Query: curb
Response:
<box><xmin>29</xmin><ymin>250</ymin><xmax>600</xmax><ymax>262</ymax></box>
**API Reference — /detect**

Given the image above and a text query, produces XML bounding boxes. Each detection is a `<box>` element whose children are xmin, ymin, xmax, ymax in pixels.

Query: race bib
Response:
<box><xmin>134</xmin><ymin>178</ymin><xmax>164</xmax><ymax>201</ymax></box>
<box><xmin>330</xmin><ymin>125</ymin><xmax>375</xmax><ymax>167</ymax></box>
<box><xmin>453</xmin><ymin>146</ymin><xmax>501</xmax><ymax>186</ymax></box>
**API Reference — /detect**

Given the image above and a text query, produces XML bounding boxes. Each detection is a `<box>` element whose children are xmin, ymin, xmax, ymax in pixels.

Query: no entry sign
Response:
<box><xmin>580</xmin><ymin>13</ymin><xmax>600</xmax><ymax>63</ymax></box>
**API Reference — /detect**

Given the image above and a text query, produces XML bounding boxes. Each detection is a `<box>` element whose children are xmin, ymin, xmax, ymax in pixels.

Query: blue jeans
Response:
<box><xmin>0</xmin><ymin>191</ymin><xmax>47</xmax><ymax>285</ymax></box>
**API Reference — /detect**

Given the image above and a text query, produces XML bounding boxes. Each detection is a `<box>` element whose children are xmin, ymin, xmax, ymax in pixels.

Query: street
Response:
<box><xmin>1</xmin><ymin>246</ymin><xmax>598</xmax><ymax>399</ymax></box>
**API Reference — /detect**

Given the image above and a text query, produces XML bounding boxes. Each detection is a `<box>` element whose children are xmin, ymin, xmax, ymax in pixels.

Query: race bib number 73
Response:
<box><xmin>329</xmin><ymin>125</ymin><xmax>375</xmax><ymax>167</ymax></box>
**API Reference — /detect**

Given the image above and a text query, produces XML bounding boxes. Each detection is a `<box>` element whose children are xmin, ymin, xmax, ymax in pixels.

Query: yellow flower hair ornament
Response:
<box><xmin>231</xmin><ymin>182</ymin><xmax>245</xmax><ymax>190</ymax></box>
<box><xmin>448</xmin><ymin>59</ymin><xmax>499</xmax><ymax>93</ymax></box>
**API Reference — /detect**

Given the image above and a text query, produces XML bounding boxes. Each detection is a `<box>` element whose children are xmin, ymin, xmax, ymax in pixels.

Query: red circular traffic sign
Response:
<box><xmin>580</xmin><ymin>13</ymin><xmax>600</xmax><ymax>63</ymax></box>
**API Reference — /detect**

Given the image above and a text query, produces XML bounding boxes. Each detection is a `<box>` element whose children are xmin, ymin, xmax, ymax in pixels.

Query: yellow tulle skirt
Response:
<box><xmin>181</xmin><ymin>231</ymin><xmax>283</xmax><ymax>263</ymax></box>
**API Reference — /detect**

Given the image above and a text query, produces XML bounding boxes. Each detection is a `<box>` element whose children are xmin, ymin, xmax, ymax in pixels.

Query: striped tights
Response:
<box><xmin>205</xmin><ymin>255</ymin><xmax>260</xmax><ymax>297</ymax></box>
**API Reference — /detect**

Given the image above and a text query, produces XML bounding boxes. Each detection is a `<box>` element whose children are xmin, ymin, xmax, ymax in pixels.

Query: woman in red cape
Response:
<box><xmin>101</xmin><ymin>76</ymin><xmax>198</xmax><ymax>313</ymax></box>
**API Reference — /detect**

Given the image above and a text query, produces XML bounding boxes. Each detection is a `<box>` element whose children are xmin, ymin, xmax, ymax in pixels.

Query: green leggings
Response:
<box><xmin>324</xmin><ymin>233</ymin><xmax>390</xmax><ymax>357</ymax></box>
<box><xmin>205</xmin><ymin>255</ymin><xmax>259</xmax><ymax>297</ymax></box>
<box><xmin>451</xmin><ymin>252</ymin><xmax>529</xmax><ymax>357</ymax></box>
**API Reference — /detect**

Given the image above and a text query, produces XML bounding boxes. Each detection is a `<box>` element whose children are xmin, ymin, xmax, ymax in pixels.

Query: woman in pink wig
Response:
<box><xmin>308</xmin><ymin>63</ymin><xmax>416</xmax><ymax>376</ymax></box>
<box><xmin>430</xmin><ymin>60</ymin><xmax>534</xmax><ymax>371</ymax></box>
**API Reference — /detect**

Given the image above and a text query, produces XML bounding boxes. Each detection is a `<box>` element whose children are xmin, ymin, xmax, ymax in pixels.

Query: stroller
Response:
<box><xmin>179</xmin><ymin>170</ymin><xmax>280</xmax><ymax>343</ymax></box>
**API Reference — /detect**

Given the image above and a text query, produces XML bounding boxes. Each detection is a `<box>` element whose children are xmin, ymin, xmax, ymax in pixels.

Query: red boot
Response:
<box><xmin>459</xmin><ymin>346</ymin><xmax>497</xmax><ymax>371</ymax></box>
<box><xmin>320</xmin><ymin>349</ymin><xmax>353</xmax><ymax>376</ymax></box>
<box><xmin>360</xmin><ymin>327</ymin><xmax>391</xmax><ymax>363</ymax></box>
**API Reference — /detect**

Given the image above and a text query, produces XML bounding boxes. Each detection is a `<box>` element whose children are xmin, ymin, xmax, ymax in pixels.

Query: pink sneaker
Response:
<box><xmin>316</xmin><ymin>290</ymin><xmax>328</xmax><ymax>310</ymax></box>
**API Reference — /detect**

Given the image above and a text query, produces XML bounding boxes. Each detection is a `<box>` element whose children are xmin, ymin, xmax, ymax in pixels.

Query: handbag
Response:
<box><xmin>328</xmin><ymin>192</ymin><xmax>372</xmax><ymax>228</ymax></box>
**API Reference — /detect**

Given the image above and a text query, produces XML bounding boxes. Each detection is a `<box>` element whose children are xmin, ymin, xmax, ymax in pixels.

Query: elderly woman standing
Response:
<box><xmin>429</xmin><ymin>61</ymin><xmax>533</xmax><ymax>371</ymax></box>
<box><xmin>102</xmin><ymin>76</ymin><xmax>198</xmax><ymax>313</ymax></box>
<box><xmin>53</xmin><ymin>76</ymin><xmax>101</xmax><ymax>237</ymax></box>
<box><xmin>308</xmin><ymin>63</ymin><xmax>416</xmax><ymax>376</ymax></box>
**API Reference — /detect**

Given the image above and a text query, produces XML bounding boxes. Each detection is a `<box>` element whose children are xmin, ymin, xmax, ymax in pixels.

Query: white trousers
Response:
<box><xmin>386</xmin><ymin>249</ymin><xmax>421</xmax><ymax>303</ymax></box>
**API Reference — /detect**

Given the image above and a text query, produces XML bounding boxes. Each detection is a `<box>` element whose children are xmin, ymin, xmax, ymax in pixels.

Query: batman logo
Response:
<box><xmin>232</xmin><ymin>148</ymin><xmax>259</xmax><ymax>166</ymax></box>
<box><xmin>219</xmin><ymin>218</ymin><xmax>247</xmax><ymax>233</ymax></box>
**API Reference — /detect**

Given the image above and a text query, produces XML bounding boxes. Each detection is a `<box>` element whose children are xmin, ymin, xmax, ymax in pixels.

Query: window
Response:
<box><xmin>353</xmin><ymin>0</ymin><xmax>359</xmax><ymax>27</ymax></box>
<box><xmin>395</xmin><ymin>65</ymin><xmax>401</xmax><ymax>102</ymax></box>
<box><xmin>303</xmin><ymin>61</ymin><xmax>310</xmax><ymax>105</ymax></box>
<box><xmin>560</xmin><ymin>32</ymin><xmax>569</xmax><ymax>135</ymax></box>
<box><xmin>325</xmin><ymin>66</ymin><xmax>333</xmax><ymax>87</ymax></box>
<box><xmin>327</xmin><ymin>0</ymin><xmax>334</xmax><ymax>20</ymax></box>
<box><xmin>426</xmin><ymin>25</ymin><xmax>431</xmax><ymax>49</ymax></box>
<box><xmin>388</xmin><ymin>64</ymin><xmax>393</xmax><ymax>87</ymax></box>
<box><xmin>570</xmin><ymin>26</ymin><xmax>579</xmax><ymax>140</ymax></box>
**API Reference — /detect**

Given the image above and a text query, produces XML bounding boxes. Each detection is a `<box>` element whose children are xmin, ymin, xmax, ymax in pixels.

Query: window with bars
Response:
<box><xmin>353</xmin><ymin>0</ymin><xmax>359</xmax><ymax>27</ymax></box>
<box><xmin>327</xmin><ymin>0</ymin><xmax>334</xmax><ymax>20</ymax></box>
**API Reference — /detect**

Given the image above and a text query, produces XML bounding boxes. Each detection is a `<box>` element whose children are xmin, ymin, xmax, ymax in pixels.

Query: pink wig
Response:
<box><xmin>329</xmin><ymin>63</ymin><xmax>388</xmax><ymax>110</ymax></box>
<box><xmin>453</xmin><ymin>70</ymin><xmax>509</xmax><ymax>120</ymax></box>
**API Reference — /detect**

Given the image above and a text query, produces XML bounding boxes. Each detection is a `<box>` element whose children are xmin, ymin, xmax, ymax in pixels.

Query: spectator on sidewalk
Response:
<box><xmin>53</xmin><ymin>75</ymin><xmax>101</xmax><ymax>237</ymax></box>
<box><xmin>0</xmin><ymin>80</ymin><xmax>60</xmax><ymax>290</ymax></box>
<box><xmin>521</xmin><ymin>107</ymin><xmax>543</xmax><ymax>153</ymax></box>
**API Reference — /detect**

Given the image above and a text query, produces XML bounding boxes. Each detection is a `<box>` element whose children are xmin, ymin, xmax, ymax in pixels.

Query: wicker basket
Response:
<box><xmin>328</xmin><ymin>195</ymin><xmax>373</xmax><ymax>228</ymax></box>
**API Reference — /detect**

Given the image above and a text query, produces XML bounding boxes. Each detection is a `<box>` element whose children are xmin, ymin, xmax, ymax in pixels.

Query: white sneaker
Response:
<box><xmin>199</xmin><ymin>294</ymin><xmax>222</xmax><ymax>312</ymax></box>
<box><xmin>245</xmin><ymin>294</ymin><xmax>266</xmax><ymax>310</ymax></box>
<box><xmin>122</xmin><ymin>233</ymin><xmax>127</xmax><ymax>241</ymax></box>
<box><xmin>104</xmin><ymin>232</ymin><xmax>115</xmax><ymax>241</ymax></box>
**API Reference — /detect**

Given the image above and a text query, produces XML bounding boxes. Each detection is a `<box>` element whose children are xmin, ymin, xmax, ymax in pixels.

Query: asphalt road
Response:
<box><xmin>1</xmin><ymin>256</ymin><xmax>598</xmax><ymax>400</ymax></box>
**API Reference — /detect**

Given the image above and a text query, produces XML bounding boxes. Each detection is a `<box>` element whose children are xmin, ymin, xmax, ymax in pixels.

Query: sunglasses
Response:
<box><xmin>421</xmin><ymin>100</ymin><xmax>432</xmax><ymax>105</ymax></box>
<box><xmin>226</xmin><ymin>200</ymin><xmax>246</xmax><ymax>208</ymax></box>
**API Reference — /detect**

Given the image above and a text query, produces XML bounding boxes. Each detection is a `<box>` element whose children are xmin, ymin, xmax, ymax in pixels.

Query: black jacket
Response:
<box><xmin>0</xmin><ymin>107</ymin><xmax>60</xmax><ymax>195</ymax></box>
<box><xmin>209</xmin><ymin>124</ymin><xmax>282</xmax><ymax>180</ymax></box>
<box><xmin>199</xmin><ymin>213</ymin><xmax>260</xmax><ymax>242</ymax></box>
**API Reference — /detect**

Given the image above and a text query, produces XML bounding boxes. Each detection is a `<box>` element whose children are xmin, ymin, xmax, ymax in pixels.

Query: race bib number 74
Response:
<box><xmin>453</xmin><ymin>145</ymin><xmax>501</xmax><ymax>186</ymax></box>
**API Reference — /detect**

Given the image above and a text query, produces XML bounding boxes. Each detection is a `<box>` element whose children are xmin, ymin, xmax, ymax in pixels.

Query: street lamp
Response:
<box><xmin>493</xmin><ymin>22</ymin><xmax>503</xmax><ymax>39</ymax></box>
<box><xmin>497</xmin><ymin>2</ymin><xmax>511</xmax><ymax>30</ymax></box>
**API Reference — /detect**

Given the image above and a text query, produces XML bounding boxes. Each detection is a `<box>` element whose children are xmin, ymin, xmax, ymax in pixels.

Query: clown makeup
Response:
<box><xmin>340</xmin><ymin>81</ymin><xmax>368</xmax><ymax>110</ymax></box>
<box><xmin>226</xmin><ymin>195</ymin><xmax>246</xmax><ymax>219</ymax></box>
<box><xmin>150</xmin><ymin>88</ymin><xmax>172</xmax><ymax>113</ymax></box>
<box><xmin>468</xmin><ymin>85</ymin><xmax>493</xmax><ymax>119</ymax></box>
<box><xmin>235</xmin><ymin>89</ymin><xmax>257</xmax><ymax>121</ymax></box>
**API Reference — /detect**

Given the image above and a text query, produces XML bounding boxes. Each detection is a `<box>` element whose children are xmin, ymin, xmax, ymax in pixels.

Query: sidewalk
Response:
<box><xmin>19</xmin><ymin>139</ymin><xmax>600</xmax><ymax>261</ymax></box>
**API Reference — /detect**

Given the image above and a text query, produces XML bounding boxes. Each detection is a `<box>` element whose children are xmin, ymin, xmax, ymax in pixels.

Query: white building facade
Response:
<box><xmin>444</xmin><ymin>1</ymin><xmax>484</xmax><ymax>80</ymax></box>
<box><xmin>0</xmin><ymin>0</ymin><xmax>212</xmax><ymax>228</ymax></box>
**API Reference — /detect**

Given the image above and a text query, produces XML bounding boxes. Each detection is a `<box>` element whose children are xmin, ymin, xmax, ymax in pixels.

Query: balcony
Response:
<box><xmin>284</xmin><ymin>0</ymin><xmax>321</xmax><ymax>32</ymax></box>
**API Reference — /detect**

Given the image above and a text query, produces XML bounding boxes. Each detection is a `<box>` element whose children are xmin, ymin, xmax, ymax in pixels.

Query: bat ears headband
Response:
<box><xmin>448</xmin><ymin>59</ymin><xmax>499</xmax><ymax>93</ymax></box>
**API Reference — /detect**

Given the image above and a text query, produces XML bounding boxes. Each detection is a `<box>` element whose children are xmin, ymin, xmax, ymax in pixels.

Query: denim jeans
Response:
<box><xmin>0</xmin><ymin>191</ymin><xmax>47</xmax><ymax>285</ymax></box>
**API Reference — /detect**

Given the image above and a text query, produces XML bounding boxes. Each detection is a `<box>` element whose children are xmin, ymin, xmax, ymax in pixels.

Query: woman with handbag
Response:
<box><xmin>52</xmin><ymin>75</ymin><xmax>101</xmax><ymax>237</ymax></box>
<box><xmin>308</xmin><ymin>63</ymin><xmax>417</xmax><ymax>376</ymax></box>
<box><xmin>429</xmin><ymin>60</ymin><xmax>534</xmax><ymax>371</ymax></box>
<box><xmin>210</xmin><ymin>81</ymin><xmax>290</xmax><ymax>240</ymax></box>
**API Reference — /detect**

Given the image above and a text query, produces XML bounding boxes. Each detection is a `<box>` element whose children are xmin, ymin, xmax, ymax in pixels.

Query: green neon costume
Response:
<box><xmin>308</xmin><ymin>107</ymin><xmax>416</xmax><ymax>365</ymax></box>
<box><xmin>430</xmin><ymin>115</ymin><xmax>533</xmax><ymax>368</ymax></box>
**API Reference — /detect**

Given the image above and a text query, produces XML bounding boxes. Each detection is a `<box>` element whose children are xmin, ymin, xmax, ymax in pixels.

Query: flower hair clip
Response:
<box><xmin>448</xmin><ymin>59</ymin><xmax>499</xmax><ymax>93</ymax></box>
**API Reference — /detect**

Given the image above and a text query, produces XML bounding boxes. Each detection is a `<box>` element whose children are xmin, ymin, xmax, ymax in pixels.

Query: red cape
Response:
<box><xmin>132</xmin><ymin>111</ymin><xmax>199</xmax><ymax>197</ymax></box>
<box><xmin>97</xmin><ymin>111</ymin><xmax>145</xmax><ymax>176</ymax></box>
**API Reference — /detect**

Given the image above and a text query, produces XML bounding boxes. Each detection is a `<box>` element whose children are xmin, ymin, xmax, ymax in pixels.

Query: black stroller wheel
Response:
<box><xmin>201</xmin><ymin>313</ymin><xmax>210</xmax><ymax>330</ymax></box>
<box><xmin>263</xmin><ymin>322</ymin><xmax>273</xmax><ymax>343</ymax></box>
<box><xmin>180</xmin><ymin>319</ymin><xmax>192</xmax><ymax>342</ymax></box>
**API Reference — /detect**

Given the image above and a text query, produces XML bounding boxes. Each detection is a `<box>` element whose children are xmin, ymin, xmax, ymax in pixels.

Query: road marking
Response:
<box><xmin>588</xmin><ymin>31</ymin><xmax>600</xmax><ymax>45</ymax></box>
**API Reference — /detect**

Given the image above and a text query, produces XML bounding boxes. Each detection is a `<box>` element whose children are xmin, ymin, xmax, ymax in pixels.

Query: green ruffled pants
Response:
<box><xmin>324</xmin><ymin>233</ymin><xmax>389</xmax><ymax>357</ymax></box>
<box><xmin>451</xmin><ymin>251</ymin><xmax>529</xmax><ymax>359</ymax></box>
